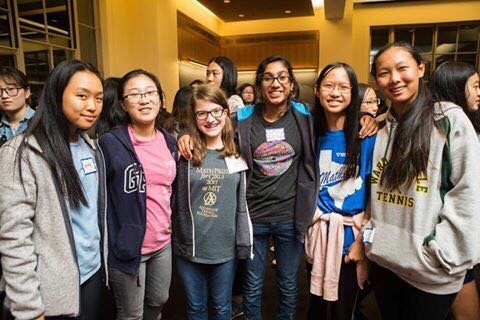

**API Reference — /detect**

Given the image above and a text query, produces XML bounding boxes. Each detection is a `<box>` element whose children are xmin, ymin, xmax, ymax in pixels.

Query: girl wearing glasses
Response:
<box><xmin>0</xmin><ymin>67</ymin><xmax>35</xmax><ymax>143</ymax></box>
<box><xmin>305</xmin><ymin>63</ymin><xmax>375</xmax><ymax>320</ymax></box>
<box><xmin>238</xmin><ymin>83</ymin><xmax>256</xmax><ymax>106</ymax></box>
<box><xmin>366</xmin><ymin>42</ymin><xmax>480</xmax><ymax>319</ymax></box>
<box><xmin>98</xmin><ymin>69</ymin><xmax>177</xmax><ymax>320</ymax></box>
<box><xmin>431</xmin><ymin>61</ymin><xmax>480</xmax><ymax>320</ymax></box>
<box><xmin>0</xmin><ymin>60</ymin><xmax>105</xmax><ymax>319</ymax></box>
<box><xmin>206</xmin><ymin>56</ymin><xmax>244</xmax><ymax>114</ymax></box>
<box><xmin>172</xmin><ymin>84</ymin><xmax>252</xmax><ymax>319</ymax></box>
<box><xmin>358</xmin><ymin>83</ymin><xmax>380</xmax><ymax>118</ymax></box>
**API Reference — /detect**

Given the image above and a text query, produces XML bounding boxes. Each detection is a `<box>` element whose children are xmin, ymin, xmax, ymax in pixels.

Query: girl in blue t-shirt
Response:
<box><xmin>305</xmin><ymin>62</ymin><xmax>376</xmax><ymax>320</ymax></box>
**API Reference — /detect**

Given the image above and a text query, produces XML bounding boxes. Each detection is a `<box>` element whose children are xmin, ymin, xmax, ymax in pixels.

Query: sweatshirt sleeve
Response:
<box><xmin>424</xmin><ymin>110</ymin><xmax>480</xmax><ymax>275</ymax></box>
<box><xmin>0</xmin><ymin>143</ymin><xmax>45</xmax><ymax>319</ymax></box>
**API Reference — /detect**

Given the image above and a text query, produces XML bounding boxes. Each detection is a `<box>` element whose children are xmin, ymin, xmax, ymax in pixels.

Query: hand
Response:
<box><xmin>358</xmin><ymin>115</ymin><xmax>378</xmax><ymax>139</ymax></box>
<box><xmin>344</xmin><ymin>237</ymin><xmax>366</xmax><ymax>264</ymax></box>
<box><xmin>177</xmin><ymin>135</ymin><xmax>193</xmax><ymax>160</ymax></box>
<box><xmin>36</xmin><ymin>316</ymin><xmax>45</xmax><ymax>320</ymax></box>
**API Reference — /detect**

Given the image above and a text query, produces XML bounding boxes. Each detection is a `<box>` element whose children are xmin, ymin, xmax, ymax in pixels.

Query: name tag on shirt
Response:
<box><xmin>225</xmin><ymin>155</ymin><xmax>248</xmax><ymax>174</ymax></box>
<box><xmin>81</xmin><ymin>157</ymin><xmax>97</xmax><ymax>175</ymax></box>
<box><xmin>362</xmin><ymin>227</ymin><xmax>375</xmax><ymax>244</ymax></box>
<box><xmin>266</xmin><ymin>128</ymin><xmax>285</xmax><ymax>142</ymax></box>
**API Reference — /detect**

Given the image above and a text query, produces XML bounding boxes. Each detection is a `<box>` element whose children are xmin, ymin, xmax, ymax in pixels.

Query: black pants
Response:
<box><xmin>371</xmin><ymin>263</ymin><xmax>457</xmax><ymax>320</ymax></box>
<box><xmin>3</xmin><ymin>269</ymin><xmax>103</xmax><ymax>320</ymax></box>
<box><xmin>307</xmin><ymin>259</ymin><xmax>360</xmax><ymax>320</ymax></box>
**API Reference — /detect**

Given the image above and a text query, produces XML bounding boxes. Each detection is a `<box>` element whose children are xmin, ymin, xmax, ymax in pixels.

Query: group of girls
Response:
<box><xmin>0</xmin><ymin>41</ymin><xmax>479</xmax><ymax>320</ymax></box>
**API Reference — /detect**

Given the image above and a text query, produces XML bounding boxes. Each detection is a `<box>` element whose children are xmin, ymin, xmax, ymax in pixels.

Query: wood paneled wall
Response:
<box><xmin>177</xmin><ymin>12</ymin><xmax>319</xmax><ymax>70</ymax></box>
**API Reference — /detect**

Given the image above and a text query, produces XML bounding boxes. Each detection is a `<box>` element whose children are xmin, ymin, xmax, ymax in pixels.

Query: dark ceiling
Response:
<box><xmin>197</xmin><ymin>0</ymin><xmax>315</xmax><ymax>22</ymax></box>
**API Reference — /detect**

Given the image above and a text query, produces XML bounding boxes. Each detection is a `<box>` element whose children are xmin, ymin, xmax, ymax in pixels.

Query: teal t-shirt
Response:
<box><xmin>69</xmin><ymin>136</ymin><xmax>101</xmax><ymax>283</ymax></box>
<box><xmin>189</xmin><ymin>149</ymin><xmax>239</xmax><ymax>264</ymax></box>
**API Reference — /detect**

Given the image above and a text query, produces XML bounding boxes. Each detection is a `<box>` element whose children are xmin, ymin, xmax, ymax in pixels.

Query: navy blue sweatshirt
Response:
<box><xmin>98</xmin><ymin>126</ymin><xmax>178</xmax><ymax>275</ymax></box>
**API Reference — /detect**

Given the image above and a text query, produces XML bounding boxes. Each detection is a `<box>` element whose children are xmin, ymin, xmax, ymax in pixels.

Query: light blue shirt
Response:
<box><xmin>69</xmin><ymin>136</ymin><xmax>101</xmax><ymax>284</ymax></box>
<box><xmin>0</xmin><ymin>106</ymin><xmax>35</xmax><ymax>140</ymax></box>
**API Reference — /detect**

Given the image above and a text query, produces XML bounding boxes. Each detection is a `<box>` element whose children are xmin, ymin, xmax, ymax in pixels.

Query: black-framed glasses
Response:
<box><xmin>362</xmin><ymin>98</ymin><xmax>381</xmax><ymax>106</ymax></box>
<box><xmin>0</xmin><ymin>87</ymin><xmax>23</xmax><ymax>97</ymax></box>
<box><xmin>123</xmin><ymin>90</ymin><xmax>159</xmax><ymax>103</ymax></box>
<box><xmin>195</xmin><ymin>107</ymin><xmax>226</xmax><ymax>120</ymax></box>
<box><xmin>260</xmin><ymin>74</ymin><xmax>291</xmax><ymax>85</ymax></box>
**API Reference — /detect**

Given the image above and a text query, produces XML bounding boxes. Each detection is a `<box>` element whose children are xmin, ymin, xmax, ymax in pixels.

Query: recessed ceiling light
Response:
<box><xmin>238</xmin><ymin>13</ymin><xmax>244</xmax><ymax>18</ymax></box>
<box><xmin>285</xmin><ymin>10</ymin><xmax>291</xmax><ymax>14</ymax></box>
<box><xmin>224</xmin><ymin>0</ymin><xmax>230</xmax><ymax>3</ymax></box>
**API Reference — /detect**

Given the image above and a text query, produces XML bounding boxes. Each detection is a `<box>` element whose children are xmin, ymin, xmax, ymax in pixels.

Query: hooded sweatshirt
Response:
<box><xmin>365</xmin><ymin>101</ymin><xmax>480</xmax><ymax>295</ymax></box>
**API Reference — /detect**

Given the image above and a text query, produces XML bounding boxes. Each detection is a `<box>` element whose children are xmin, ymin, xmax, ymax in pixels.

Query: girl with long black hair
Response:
<box><xmin>0</xmin><ymin>60</ymin><xmax>105</xmax><ymax>319</ymax></box>
<box><xmin>365</xmin><ymin>42</ymin><xmax>480</xmax><ymax>319</ymax></box>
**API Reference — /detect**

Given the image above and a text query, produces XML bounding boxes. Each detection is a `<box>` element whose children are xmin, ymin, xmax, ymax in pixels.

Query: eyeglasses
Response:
<box><xmin>362</xmin><ymin>98</ymin><xmax>381</xmax><ymax>106</ymax></box>
<box><xmin>123</xmin><ymin>90</ymin><xmax>159</xmax><ymax>103</ymax></box>
<box><xmin>242</xmin><ymin>90</ymin><xmax>254</xmax><ymax>95</ymax></box>
<box><xmin>260</xmin><ymin>74</ymin><xmax>291</xmax><ymax>85</ymax></box>
<box><xmin>195</xmin><ymin>107</ymin><xmax>226</xmax><ymax>120</ymax></box>
<box><xmin>319</xmin><ymin>83</ymin><xmax>352</xmax><ymax>95</ymax></box>
<box><xmin>0</xmin><ymin>87</ymin><xmax>23</xmax><ymax>97</ymax></box>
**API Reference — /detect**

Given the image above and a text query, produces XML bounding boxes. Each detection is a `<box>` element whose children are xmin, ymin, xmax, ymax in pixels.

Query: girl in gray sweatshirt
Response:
<box><xmin>365</xmin><ymin>42</ymin><xmax>480</xmax><ymax>320</ymax></box>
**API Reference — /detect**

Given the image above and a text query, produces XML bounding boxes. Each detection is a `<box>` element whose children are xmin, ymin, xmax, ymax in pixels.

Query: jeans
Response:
<box><xmin>243</xmin><ymin>219</ymin><xmax>303</xmax><ymax>320</ymax></box>
<box><xmin>175</xmin><ymin>256</ymin><xmax>237</xmax><ymax>320</ymax></box>
<box><xmin>109</xmin><ymin>243</ymin><xmax>172</xmax><ymax>320</ymax></box>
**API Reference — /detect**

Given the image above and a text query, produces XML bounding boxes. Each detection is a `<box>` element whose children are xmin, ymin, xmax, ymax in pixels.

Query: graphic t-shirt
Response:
<box><xmin>69</xmin><ymin>136</ymin><xmax>101</xmax><ymax>284</ymax></box>
<box><xmin>316</xmin><ymin>130</ymin><xmax>376</xmax><ymax>253</ymax></box>
<box><xmin>128</xmin><ymin>126</ymin><xmax>176</xmax><ymax>255</ymax></box>
<box><xmin>247</xmin><ymin>107</ymin><xmax>302</xmax><ymax>222</ymax></box>
<box><xmin>189</xmin><ymin>149</ymin><xmax>240</xmax><ymax>264</ymax></box>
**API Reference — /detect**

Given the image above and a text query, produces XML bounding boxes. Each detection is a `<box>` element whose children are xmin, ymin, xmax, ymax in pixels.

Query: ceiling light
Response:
<box><xmin>238</xmin><ymin>14</ymin><xmax>244</xmax><ymax>18</ymax></box>
<box><xmin>311</xmin><ymin>0</ymin><xmax>324</xmax><ymax>8</ymax></box>
<box><xmin>224</xmin><ymin>0</ymin><xmax>230</xmax><ymax>3</ymax></box>
<box><xmin>285</xmin><ymin>10</ymin><xmax>291</xmax><ymax>14</ymax></box>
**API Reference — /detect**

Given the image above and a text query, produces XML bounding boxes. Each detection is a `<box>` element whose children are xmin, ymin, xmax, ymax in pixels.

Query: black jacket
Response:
<box><xmin>236</xmin><ymin>101</ymin><xmax>320</xmax><ymax>243</ymax></box>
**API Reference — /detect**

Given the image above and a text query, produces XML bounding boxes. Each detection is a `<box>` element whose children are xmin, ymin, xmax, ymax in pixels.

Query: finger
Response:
<box><xmin>344</xmin><ymin>254</ymin><xmax>351</xmax><ymax>264</ymax></box>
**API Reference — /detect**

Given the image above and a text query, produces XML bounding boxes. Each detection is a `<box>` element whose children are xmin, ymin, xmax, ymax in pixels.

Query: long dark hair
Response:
<box><xmin>164</xmin><ymin>86</ymin><xmax>194</xmax><ymax>134</ymax></box>
<box><xmin>313</xmin><ymin>62</ymin><xmax>360</xmax><ymax>180</ymax></box>
<box><xmin>208</xmin><ymin>56</ymin><xmax>238</xmax><ymax>98</ymax></box>
<box><xmin>431</xmin><ymin>61</ymin><xmax>480</xmax><ymax>133</ymax></box>
<box><xmin>255</xmin><ymin>55</ymin><xmax>300</xmax><ymax>101</ymax></box>
<box><xmin>113</xmin><ymin>69</ymin><xmax>165</xmax><ymax>129</ymax></box>
<box><xmin>18</xmin><ymin>59</ymin><xmax>103</xmax><ymax>208</ymax></box>
<box><xmin>371</xmin><ymin>42</ymin><xmax>435</xmax><ymax>191</ymax></box>
<box><xmin>94</xmin><ymin>77</ymin><xmax>121</xmax><ymax>136</ymax></box>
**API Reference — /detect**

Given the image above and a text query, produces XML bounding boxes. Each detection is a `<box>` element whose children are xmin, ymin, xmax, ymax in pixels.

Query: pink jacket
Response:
<box><xmin>305</xmin><ymin>207</ymin><xmax>368</xmax><ymax>301</ymax></box>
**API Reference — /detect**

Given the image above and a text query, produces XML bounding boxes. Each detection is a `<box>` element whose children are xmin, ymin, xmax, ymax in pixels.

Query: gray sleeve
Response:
<box><xmin>425</xmin><ymin>111</ymin><xmax>480</xmax><ymax>275</ymax></box>
<box><xmin>0</xmin><ymin>143</ymin><xmax>45</xmax><ymax>319</ymax></box>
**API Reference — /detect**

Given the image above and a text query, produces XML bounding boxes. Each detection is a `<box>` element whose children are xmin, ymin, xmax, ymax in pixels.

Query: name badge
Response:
<box><xmin>225</xmin><ymin>155</ymin><xmax>249</xmax><ymax>174</ymax></box>
<box><xmin>362</xmin><ymin>227</ymin><xmax>375</xmax><ymax>244</ymax></box>
<box><xmin>266</xmin><ymin>128</ymin><xmax>285</xmax><ymax>142</ymax></box>
<box><xmin>81</xmin><ymin>157</ymin><xmax>97</xmax><ymax>175</ymax></box>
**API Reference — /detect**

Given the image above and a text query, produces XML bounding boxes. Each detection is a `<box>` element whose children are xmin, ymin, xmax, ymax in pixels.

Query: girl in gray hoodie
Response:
<box><xmin>365</xmin><ymin>42</ymin><xmax>480</xmax><ymax>319</ymax></box>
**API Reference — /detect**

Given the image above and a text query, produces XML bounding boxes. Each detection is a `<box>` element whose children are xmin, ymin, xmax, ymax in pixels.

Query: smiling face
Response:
<box><xmin>465</xmin><ymin>72</ymin><xmax>480</xmax><ymax>112</ymax></box>
<box><xmin>374</xmin><ymin>46</ymin><xmax>425</xmax><ymax>114</ymax></box>
<box><xmin>360</xmin><ymin>88</ymin><xmax>379</xmax><ymax>117</ymax></box>
<box><xmin>62</xmin><ymin>71</ymin><xmax>103</xmax><ymax>139</ymax></box>
<box><xmin>206</xmin><ymin>62</ymin><xmax>223</xmax><ymax>89</ymax></box>
<box><xmin>0</xmin><ymin>76</ymin><xmax>31</xmax><ymax>114</ymax></box>
<box><xmin>317</xmin><ymin>67</ymin><xmax>352</xmax><ymax>117</ymax></box>
<box><xmin>194</xmin><ymin>99</ymin><xmax>227</xmax><ymax>145</ymax></box>
<box><xmin>121</xmin><ymin>74</ymin><xmax>161</xmax><ymax>127</ymax></box>
<box><xmin>260</xmin><ymin>61</ymin><xmax>293</xmax><ymax>107</ymax></box>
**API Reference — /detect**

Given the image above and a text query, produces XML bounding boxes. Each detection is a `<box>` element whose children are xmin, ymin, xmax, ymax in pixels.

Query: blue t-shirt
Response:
<box><xmin>0</xmin><ymin>106</ymin><xmax>35</xmax><ymax>140</ymax></box>
<box><xmin>316</xmin><ymin>130</ymin><xmax>376</xmax><ymax>253</ymax></box>
<box><xmin>69</xmin><ymin>136</ymin><xmax>101</xmax><ymax>284</ymax></box>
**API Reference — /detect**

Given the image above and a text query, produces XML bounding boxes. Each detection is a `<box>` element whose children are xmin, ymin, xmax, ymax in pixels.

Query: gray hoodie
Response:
<box><xmin>365</xmin><ymin>101</ymin><xmax>480</xmax><ymax>294</ymax></box>
<box><xmin>0</xmin><ymin>133</ymin><xmax>107</xmax><ymax>319</ymax></box>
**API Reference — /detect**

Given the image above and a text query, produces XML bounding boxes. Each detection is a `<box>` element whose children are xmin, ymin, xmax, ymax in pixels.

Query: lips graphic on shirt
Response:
<box><xmin>253</xmin><ymin>141</ymin><xmax>295</xmax><ymax>176</ymax></box>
